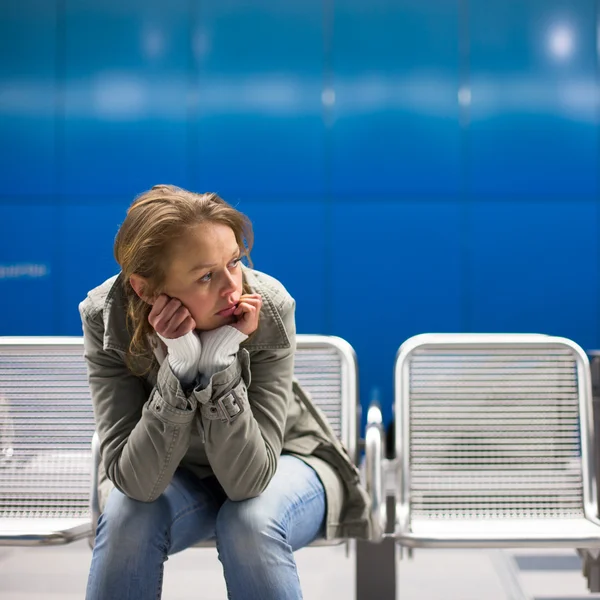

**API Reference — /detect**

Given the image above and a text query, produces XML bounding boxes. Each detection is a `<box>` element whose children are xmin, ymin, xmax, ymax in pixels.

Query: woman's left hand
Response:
<box><xmin>231</xmin><ymin>293</ymin><xmax>262</xmax><ymax>336</ymax></box>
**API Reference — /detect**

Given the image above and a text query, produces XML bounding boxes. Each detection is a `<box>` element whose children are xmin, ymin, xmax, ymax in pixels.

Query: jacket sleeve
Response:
<box><xmin>193</xmin><ymin>297</ymin><xmax>296</xmax><ymax>501</ymax></box>
<box><xmin>80</xmin><ymin>302</ymin><xmax>197</xmax><ymax>502</ymax></box>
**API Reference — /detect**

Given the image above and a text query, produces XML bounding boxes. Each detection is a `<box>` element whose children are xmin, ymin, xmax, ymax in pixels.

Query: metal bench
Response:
<box><xmin>0</xmin><ymin>337</ymin><xmax>94</xmax><ymax>545</ymax></box>
<box><xmin>90</xmin><ymin>334</ymin><xmax>360</xmax><ymax>547</ymax></box>
<box><xmin>0</xmin><ymin>335</ymin><xmax>360</xmax><ymax>547</ymax></box>
<box><xmin>366</xmin><ymin>333</ymin><xmax>600</xmax><ymax>555</ymax></box>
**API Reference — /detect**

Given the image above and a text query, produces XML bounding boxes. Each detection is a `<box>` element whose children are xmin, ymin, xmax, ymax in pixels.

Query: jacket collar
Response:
<box><xmin>101</xmin><ymin>267</ymin><xmax>291</xmax><ymax>353</ymax></box>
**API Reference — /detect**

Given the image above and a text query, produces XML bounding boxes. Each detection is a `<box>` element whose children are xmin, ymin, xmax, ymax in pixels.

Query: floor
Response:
<box><xmin>1</xmin><ymin>539</ymin><xmax>600</xmax><ymax>599</ymax></box>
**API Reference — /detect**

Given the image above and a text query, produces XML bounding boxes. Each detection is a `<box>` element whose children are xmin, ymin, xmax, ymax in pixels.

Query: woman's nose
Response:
<box><xmin>221</xmin><ymin>269</ymin><xmax>237</xmax><ymax>296</ymax></box>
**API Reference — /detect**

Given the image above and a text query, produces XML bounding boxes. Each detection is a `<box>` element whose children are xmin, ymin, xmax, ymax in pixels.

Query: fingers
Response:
<box><xmin>234</xmin><ymin>294</ymin><xmax>262</xmax><ymax>312</ymax></box>
<box><xmin>234</xmin><ymin>296</ymin><xmax>262</xmax><ymax>316</ymax></box>
<box><xmin>148</xmin><ymin>295</ymin><xmax>195</xmax><ymax>339</ymax></box>
<box><xmin>149</xmin><ymin>294</ymin><xmax>169</xmax><ymax>316</ymax></box>
<box><xmin>149</xmin><ymin>295</ymin><xmax>180</xmax><ymax>330</ymax></box>
<box><xmin>166</xmin><ymin>305</ymin><xmax>194</xmax><ymax>336</ymax></box>
<box><xmin>232</xmin><ymin>294</ymin><xmax>262</xmax><ymax>336</ymax></box>
<box><xmin>171</xmin><ymin>314</ymin><xmax>196</xmax><ymax>338</ymax></box>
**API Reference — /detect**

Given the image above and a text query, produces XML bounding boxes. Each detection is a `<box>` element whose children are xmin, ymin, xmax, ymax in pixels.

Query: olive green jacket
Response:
<box><xmin>79</xmin><ymin>267</ymin><xmax>371</xmax><ymax>540</ymax></box>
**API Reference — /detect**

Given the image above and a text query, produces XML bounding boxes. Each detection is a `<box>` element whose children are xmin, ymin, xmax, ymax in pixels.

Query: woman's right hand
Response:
<box><xmin>148</xmin><ymin>294</ymin><xmax>196</xmax><ymax>339</ymax></box>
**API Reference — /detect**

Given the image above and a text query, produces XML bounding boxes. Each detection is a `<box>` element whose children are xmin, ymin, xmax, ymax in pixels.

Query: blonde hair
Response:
<box><xmin>114</xmin><ymin>184</ymin><xmax>253</xmax><ymax>372</ymax></box>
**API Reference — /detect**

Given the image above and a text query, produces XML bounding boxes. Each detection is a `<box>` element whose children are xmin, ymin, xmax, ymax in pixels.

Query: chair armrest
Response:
<box><xmin>365</xmin><ymin>402</ymin><xmax>386</xmax><ymax>542</ymax></box>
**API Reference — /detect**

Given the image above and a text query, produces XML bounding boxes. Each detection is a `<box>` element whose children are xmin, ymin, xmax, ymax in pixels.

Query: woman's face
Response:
<box><xmin>161</xmin><ymin>222</ymin><xmax>244</xmax><ymax>331</ymax></box>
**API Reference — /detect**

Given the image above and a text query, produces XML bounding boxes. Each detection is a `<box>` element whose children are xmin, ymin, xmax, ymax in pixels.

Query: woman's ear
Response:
<box><xmin>129</xmin><ymin>274</ymin><xmax>153</xmax><ymax>305</ymax></box>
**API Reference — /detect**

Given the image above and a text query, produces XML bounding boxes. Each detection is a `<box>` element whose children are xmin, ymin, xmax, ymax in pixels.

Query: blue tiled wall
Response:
<box><xmin>1</xmin><ymin>0</ymin><xmax>598</xmax><ymax>430</ymax></box>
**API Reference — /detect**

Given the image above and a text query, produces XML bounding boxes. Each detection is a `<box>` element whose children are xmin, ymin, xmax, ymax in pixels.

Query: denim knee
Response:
<box><xmin>97</xmin><ymin>489</ymin><xmax>172</xmax><ymax>556</ymax></box>
<box><xmin>216</xmin><ymin>498</ymin><xmax>287</xmax><ymax>560</ymax></box>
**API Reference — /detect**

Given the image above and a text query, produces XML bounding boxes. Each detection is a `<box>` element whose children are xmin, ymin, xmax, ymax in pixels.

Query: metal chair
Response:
<box><xmin>90</xmin><ymin>335</ymin><xmax>360</xmax><ymax>547</ymax></box>
<box><xmin>366</xmin><ymin>333</ymin><xmax>600</xmax><ymax>550</ymax></box>
<box><xmin>578</xmin><ymin>349</ymin><xmax>600</xmax><ymax>591</ymax></box>
<box><xmin>0</xmin><ymin>337</ymin><xmax>94</xmax><ymax>545</ymax></box>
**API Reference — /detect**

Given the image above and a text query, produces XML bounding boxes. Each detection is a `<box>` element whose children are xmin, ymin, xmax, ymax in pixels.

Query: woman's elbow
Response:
<box><xmin>107</xmin><ymin>465</ymin><xmax>160</xmax><ymax>503</ymax></box>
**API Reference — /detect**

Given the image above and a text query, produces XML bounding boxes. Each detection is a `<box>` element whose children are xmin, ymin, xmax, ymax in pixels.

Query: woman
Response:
<box><xmin>80</xmin><ymin>184</ymin><xmax>370</xmax><ymax>600</ymax></box>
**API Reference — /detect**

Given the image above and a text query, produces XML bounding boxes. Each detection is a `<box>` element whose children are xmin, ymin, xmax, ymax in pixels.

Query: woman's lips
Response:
<box><xmin>217</xmin><ymin>304</ymin><xmax>238</xmax><ymax>318</ymax></box>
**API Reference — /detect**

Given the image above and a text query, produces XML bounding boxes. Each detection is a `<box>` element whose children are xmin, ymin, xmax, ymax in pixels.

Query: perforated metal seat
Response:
<box><xmin>366</xmin><ymin>333</ymin><xmax>600</xmax><ymax>550</ymax></box>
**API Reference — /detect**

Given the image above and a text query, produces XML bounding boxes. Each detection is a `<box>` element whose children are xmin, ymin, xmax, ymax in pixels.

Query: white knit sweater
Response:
<box><xmin>155</xmin><ymin>326</ymin><xmax>248</xmax><ymax>388</ymax></box>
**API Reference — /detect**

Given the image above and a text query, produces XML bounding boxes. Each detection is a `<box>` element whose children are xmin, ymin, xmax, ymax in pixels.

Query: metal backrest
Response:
<box><xmin>395</xmin><ymin>334</ymin><xmax>594</xmax><ymax>523</ymax></box>
<box><xmin>0</xmin><ymin>338</ymin><xmax>94</xmax><ymax>526</ymax></box>
<box><xmin>292</xmin><ymin>335</ymin><xmax>358</xmax><ymax>460</ymax></box>
<box><xmin>0</xmin><ymin>335</ymin><xmax>357</xmax><ymax>539</ymax></box>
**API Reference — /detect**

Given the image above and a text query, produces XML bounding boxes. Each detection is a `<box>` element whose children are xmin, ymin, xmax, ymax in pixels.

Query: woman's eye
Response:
<box><xmin>198</xmin><ymin>259</ymin><xmax>239</xmax><ymax>284</ymax></box>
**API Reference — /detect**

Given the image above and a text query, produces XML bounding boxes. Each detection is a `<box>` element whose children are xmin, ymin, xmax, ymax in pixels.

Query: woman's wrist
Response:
<box><xmin>197</xmin><ymin>326</ymin><xmax>248</xmax><ymax>384</ymax></box>
<box><xmin>157</xmin><ymin>330</ymin><xmax>202</xmax><ymax>385</ymax></box>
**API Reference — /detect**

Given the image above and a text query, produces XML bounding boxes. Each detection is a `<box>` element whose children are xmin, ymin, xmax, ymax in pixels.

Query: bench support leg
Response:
<box><xmin>356</xmin><ymin>497</ymin><xmax>396</xmax><ymax>600</ymax></box>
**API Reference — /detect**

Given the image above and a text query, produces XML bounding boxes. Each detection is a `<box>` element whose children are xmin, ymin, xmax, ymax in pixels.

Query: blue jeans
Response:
<box><xmin>86</xmin><ymin>455</ymin><xmax>326</xmax><ymax>600</ymax></box>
